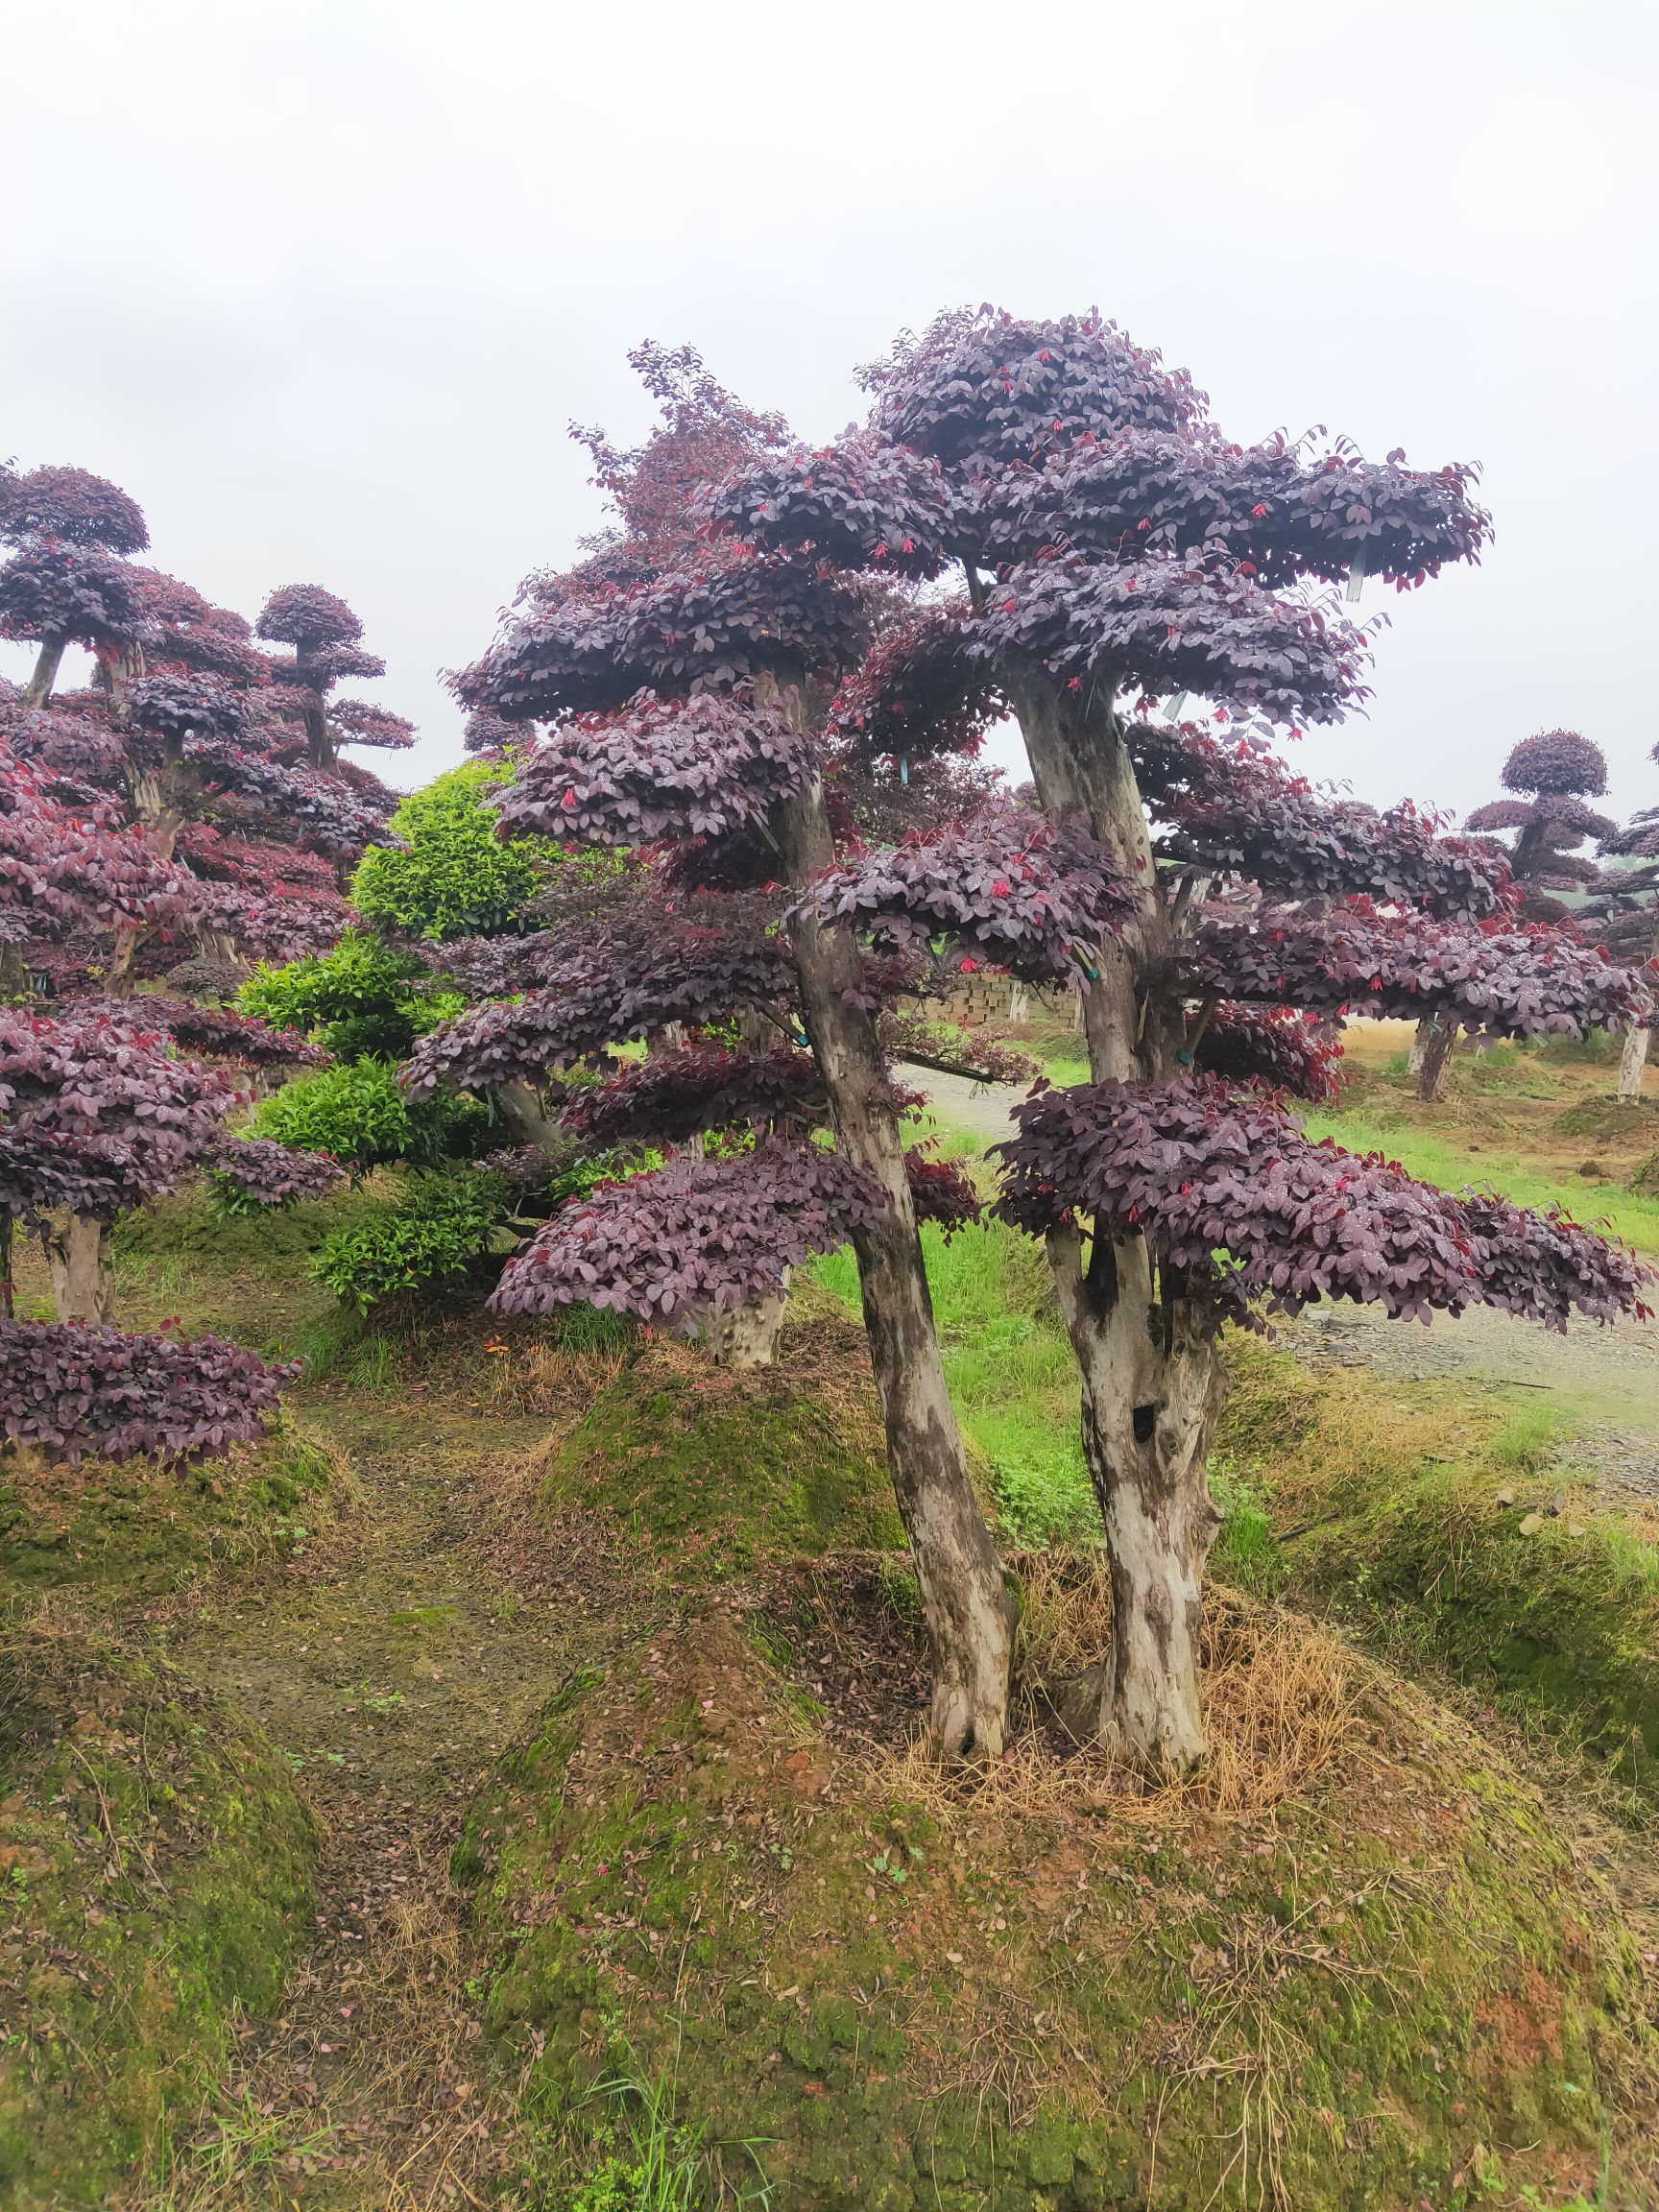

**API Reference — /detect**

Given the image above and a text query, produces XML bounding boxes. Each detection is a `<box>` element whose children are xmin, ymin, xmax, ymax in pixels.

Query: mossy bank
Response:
<box><xmin>454</xmin><ymin>1575</ymin><xmax>1653</xmax><ymax>2210</ymax></box>
<box><xmin>0</xmin><ymin>1622</ymin><xmax>319</xmax><ymax>2208</ymax></box>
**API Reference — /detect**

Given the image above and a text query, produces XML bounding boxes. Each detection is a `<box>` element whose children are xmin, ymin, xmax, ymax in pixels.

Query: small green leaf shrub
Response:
<box><xmin>312</xmin><ymin>1170</ymin><xmax>510</xmax><ymax>1312</ymax></box>
<box><xmin>237</xmin><ymin>930</ymin><xmax>460</xmax><ymax>1062</ymax></box>
<box><xmin>249</xmin><ymin>1059</ymin><xmax>480</xmax><ymax>1176</ymax></box>
<box><xmin>352</xmin><ymin>759</ymin><xmax>606</xmax><ymax>942</ymax></box>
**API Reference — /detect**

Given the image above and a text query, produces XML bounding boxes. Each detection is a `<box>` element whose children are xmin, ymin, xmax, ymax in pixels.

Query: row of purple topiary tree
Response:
<box><xmin>1</xmin><ymin>461</ymin><xmax>410</xmax><ymax>1465</ymax></box>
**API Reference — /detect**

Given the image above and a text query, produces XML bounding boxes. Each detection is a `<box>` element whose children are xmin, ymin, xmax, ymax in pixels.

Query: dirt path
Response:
<box><xmin>158</xmin><ymin>1390</ymin><xmax>611</xmax><ymax>2208</ymax></box>
<box><xmin>908</xmin><ymin>1068</ymin><xmax>1659</xmax><ymax>1504</ymax></box>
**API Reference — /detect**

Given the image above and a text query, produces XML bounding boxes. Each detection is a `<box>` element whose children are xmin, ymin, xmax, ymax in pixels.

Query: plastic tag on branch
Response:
<box><xmin>1345</xmin><ymin>544</ymin><xmax>1369</xmax><ymax>603</ymax></box>
<box><xmin>1164</xmin><ymin>691</ymin><xmax>1189</xmax><ymax>722</ymax></box>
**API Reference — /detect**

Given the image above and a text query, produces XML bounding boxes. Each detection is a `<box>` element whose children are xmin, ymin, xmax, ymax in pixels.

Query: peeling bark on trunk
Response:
<box><xmin>770</xmin><ymin>702</ymin><xmax>1011</xmax><ymax>1757</ymax></box>
<box><xmin>697</xmin><ymin>1282</ymin><xmax>788</xmax><ymax>1368</ymax></box>
<box><xmin>1619</xmin><ymin>1026</ymin><xmax>1651</xmax><ymax>1102</ymax></box>
<box><xmin>1046</xmin><ymin>1224</ymin><xmax>1223</xmax><ymax>1768</ymax></box>
<box><xmin>43</xmin><ymin>1214</ymin><xmax>116</xmax><ymax>1325</ymax></box>
<box><xmin>22</xmin><ymin>635</ymin><xmax>66</xmax><ymax>710</ymax></box>
<box><xmin>1010</xmin><ymin>677</ymin><xmax>1224</xmax><ymax>1774</ymax></box>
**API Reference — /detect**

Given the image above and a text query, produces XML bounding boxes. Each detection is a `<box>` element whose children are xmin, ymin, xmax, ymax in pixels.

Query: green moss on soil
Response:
<box><xmin>454</xmin><ymin>1590</ymin><xmax>1652</xmax><ymax>2211</ymax></box>
<box><xmin>1214</xmin><ymin>1340</ymin><xmax>1659</xmax><ymax>1793</ymax></box>
<box><xmin>539</xmin><ymin>1319</ymin><xmax>903</xmax><ymax>1570</ymax></box>
<box><xmin>0</xmin><ymin>1623</ymin><xmax>318</xmax><ymax>2208</ymax></box>
<box><xmin>0</xmin><ymin>1421</ymin><xmax>347</xmax><ymax>1602</ymax></box>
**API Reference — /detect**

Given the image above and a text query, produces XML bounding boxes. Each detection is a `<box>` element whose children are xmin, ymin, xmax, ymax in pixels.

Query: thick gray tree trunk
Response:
<box><xmin>1619</xmin><ymin>1026</ymin><xmax>1651</xmax><ymax>1103</ymax></box>
<box><xmin>44</xmin><ymin>1214</ymin><xmax>117</xmax><ymax>1325</ymax></box>
<box><xmin>22</xmin><ymin>635</ymin><xmax>66</xmax><ymax>710</ymax></box>
<box><xmin>1010</xmin><ymin>677</ymin><xmax>1224</xmax><ymax>1774</ymax></box>
<box><xmin>771</xmin><ymin>711</ymin><xmax>1011</xmax><ymax>1757</ymax></box>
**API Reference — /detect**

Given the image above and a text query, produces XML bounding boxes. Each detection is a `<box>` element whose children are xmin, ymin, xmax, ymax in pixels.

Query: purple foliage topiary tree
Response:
<box><xmin>695</xmin><ymin>306</ymin><xmax>1652</xmax><ymax>1769</ymax></box>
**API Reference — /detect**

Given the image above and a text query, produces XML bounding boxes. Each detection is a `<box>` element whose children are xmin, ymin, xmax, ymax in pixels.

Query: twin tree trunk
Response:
<box><xmin>768</xmin><ymin>682</ymin><xmax>1012</xmax><ymax>1757</ymax></box>
<box><xmin>1011</xmin><ymin>680</ymin><xmax>1226</xmax><ymax>1774</ymax></box>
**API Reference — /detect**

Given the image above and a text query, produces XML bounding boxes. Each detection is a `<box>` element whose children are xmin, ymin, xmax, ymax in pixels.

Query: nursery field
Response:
<box><xmin>9</xmin><ymin>314</ymin><xmax>1659</xmax><ymax>2212</ymax></box>
<box><xmin>7</xmin><ymin>1032</ymin><xmax>1659</xmax><ymax>2212</ymax></box>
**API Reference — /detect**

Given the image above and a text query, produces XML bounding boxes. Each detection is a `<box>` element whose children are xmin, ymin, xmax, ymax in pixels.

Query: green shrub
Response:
<box><xmin>312</xmin><ymin>1169</ymin><xmax>509</xmax><ymax>1312</ymax></box>
<box><xmin>249</xmin><ymin>1058</ymin><xmax>478</xmax><ymax>1175</ymax></box>
<box><xmin>351</xmin><ymin>759</ymin><xmax>599</xmax><ymax>942</ymax></box>
<box><xmin>236</xmin><ymin>930</ymin><xmax>459</xmax><ymax>1062</ymax></box>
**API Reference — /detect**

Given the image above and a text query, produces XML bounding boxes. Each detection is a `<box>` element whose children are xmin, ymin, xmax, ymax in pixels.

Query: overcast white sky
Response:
<box><xmin>4</xmin><ymin>0</ymin><xmax>1654</xmax><ymax>824</ymax></box>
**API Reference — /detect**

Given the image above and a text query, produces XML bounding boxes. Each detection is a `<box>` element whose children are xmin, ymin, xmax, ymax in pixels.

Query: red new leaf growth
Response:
<box><xmin>969</xmin><ymin>553</ymin><xmax>1370</xmax><ymax>727</ymax></box>
<box><xmin>698</xmin><ymin>439</ymin><xmax>952</xmax><ymax>579</ymax></box>
<box><xmin>1191</xmin><ymin>1005</ymin><xmax>1343</xmax><ymax>1102</ymax></box>
<box><xmin>562</xmin><ymin>1044</ymin><xmax>826</xmax><ymax>1147</ymax></box>
<box><xmin>573</xmin><ymin>339</ymin><xmax>789</xmax><ymax>557</ymax></box>
<box><xmin>329</xmin><ymin>699</ymin><xmax>416</xmax><ymax>750</ymax></box>
<box><xmin>829</xmin><ymin>604</ymin><xmax>1002</xmax><ymax>763</ymax></box>
<box><xmin>995</xmin><ymin>1075</ymin><xmax>1650</xmax><ymax>1332</ymax></box>
<box><xmin>968</xmin><ymin>430</ymin><xmax>1490</xmax><ymax>587</ymax></box>
<box><xmin>460</xmin><ymin>543</ymin><xmax>871</xmax><ymax>722</ymax></box>
<box><xmin>0</xmin><ymin>466</ymin><xmax>150</xmax><ymax>554</ymax></box>
<box><xmin>403</xmin><ymin>931</ymin><xmax>793</xmax><ymax>1096</ymax></box>
<box><xmin>902</xmin><ymin>1147</ymin><xmax>981</xmax><ymax>1238</ymax></box>
<box><xmin>1190</xmin><ymin>905</ymin><xmax>1650</xmax><ymax>1038</ymax></box>
<box><xmin>495</xmin><ymin>688</ymin><xmax>812</xmax><ymax>845</ymax></box>
<box><xmin>1129</xmin><ymin>725</ymin><xmax>1511</xmax><ymax>920</ymax></box>
<box><xmin>209</xmin><ymin>1135</ymin><xmax>345</xmax><ymax>1208</ymax></box>
<box><xmin>802</xmin><ymin>806</ymin><xmax>1136</xmax><ymax>981</ymax></box>
<box><xmin>0</xmin><ymin>1320</ymin><xmax>290</xmax><ymax>1467</ymax></box>
<box><xmin>863</xmin><ymin>309</ymin><xmax>1208</xmax><ymax>464</ymax></box>
<box><xmin>489</xmin><ymin>1142</ymin><xmax>880</xmax><ymax>1325</ymax></box>
<box><xmin>0</xmin><ymin>746</ymin><xmax>192</xmax><ymax>942</ymax></box>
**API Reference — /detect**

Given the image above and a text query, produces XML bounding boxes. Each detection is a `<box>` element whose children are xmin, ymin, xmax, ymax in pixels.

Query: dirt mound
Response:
<box><xmin>0</xmin><ymin>1618</ymin><xmax>318</xmax><ymax>2207</ymax></box>
<box><xmin>453</xmin><ymin>1572</ymin><xmax>1656</xmax><ymax>2211</ymax></box>
<box><xmin>534</xmin><ymin>1317</ymin><xmax>904</xmax><ymax>1572</ymax></box>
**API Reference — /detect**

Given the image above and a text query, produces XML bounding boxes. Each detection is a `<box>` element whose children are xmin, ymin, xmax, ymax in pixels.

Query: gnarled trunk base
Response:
<box><xmin>1047</xmin><ymin>1228</ymin><xmax>1223</xmax><ymax>1773</ymax></box>
<box><xmin>44</xmin><ymin>1214</ymin><xmax>116</xmax><ymax>1326</ymax></box>
<box><xmin>774</xmin><ymin>758</ymin><xmax>1012</xmax><ymax>1758</ymax></box>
